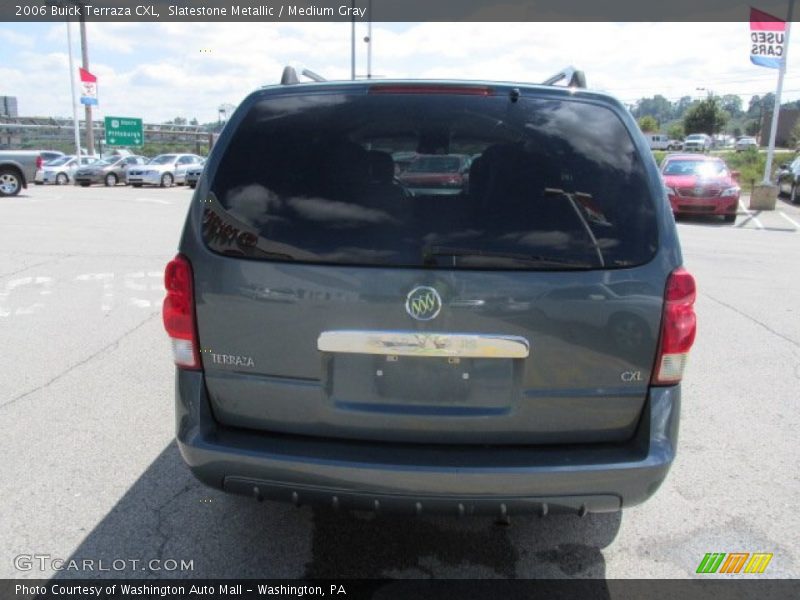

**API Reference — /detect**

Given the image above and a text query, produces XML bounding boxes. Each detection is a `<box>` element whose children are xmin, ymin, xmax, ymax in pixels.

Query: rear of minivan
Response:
<box><xmin>165</xmin><ymin>81</ymin><xmax>696</xmax><ymax>516</ymax></box>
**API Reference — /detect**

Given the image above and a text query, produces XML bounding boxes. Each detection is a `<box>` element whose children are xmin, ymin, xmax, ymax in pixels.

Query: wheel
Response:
<box><xmin>792</xmin><ymin>184</ymin><xmax>799</xmax><ymax>204</ymax></box>
<box><xmin>104</xmin><ymin>173</ymin><xmax>118</xmax><ymax>187</ymax></box>
<box><xmin>0</xmin><ymin>167</ymin><xmax>22</xmax><ymax>197</ymax></box>
<box><xmin>724</xmin><ymin>213</ymin><xmax>736</xmax><ymax>223</ymax></box>
<box><xmin>188</xmin><ymin>182</ymin><xmax>196</xmax><ymax>189</ymax></box>
<box><xmin>160</xmin><ymin>173</ymin><xmax>174</xmax><ymax>188</ymax></box>
<box><xmin>56</xmin><ymin>173</ymin><xmax>69</xmax><ymax>185</ymax></box>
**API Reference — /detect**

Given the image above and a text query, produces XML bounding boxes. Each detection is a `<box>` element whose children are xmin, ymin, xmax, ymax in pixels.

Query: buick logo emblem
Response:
<box><xmin>405</xmin><ymin>286</ymin><xmax>442</xmax><ymax>321</ymax></box>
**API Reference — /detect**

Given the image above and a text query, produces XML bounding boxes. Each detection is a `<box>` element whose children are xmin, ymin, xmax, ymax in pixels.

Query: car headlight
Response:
<box><xmin>721</xmin><ymin>187</ymin><xmax>740</xmax><ymax>197</ymax></box>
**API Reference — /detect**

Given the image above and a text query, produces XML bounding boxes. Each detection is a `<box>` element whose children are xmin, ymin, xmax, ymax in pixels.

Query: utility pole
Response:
<box><xmin>365</xmin><ymin>0</ymin><xmax>372</xmax><ymax>79</ymax></box>
<box><xmin>350</xmin><ymin>0</ymin><xmax>356</xmax><ymax>80</ymax></box>
<box><xmin>65</xmin><ymin>21</ymin><xmax>81</xmax><ymax>158</ymax></box>
<box><xmin>78</xmin><ymin>3</ymin><xmax>94</xmax><ymax>155</ymax></box>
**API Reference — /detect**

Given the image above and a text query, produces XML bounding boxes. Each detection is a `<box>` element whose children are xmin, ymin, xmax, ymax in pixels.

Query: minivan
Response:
<box><xmin>164</xmin><ymin>68</ymin><xmax>696</xmax><ymax>517</ymax></box>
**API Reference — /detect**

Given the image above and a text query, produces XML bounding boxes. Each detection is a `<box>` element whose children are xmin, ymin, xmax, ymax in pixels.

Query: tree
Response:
<box><xmin>673</xmin><ymin>96</ymin><xmax>693</xmax><ymax>120</ymax></box>
<box><xmin>667</xmin><ymin>123</ymin><xmax>685</xmax><ymax>140</ymax></box>
<box><xmin>683</xmin><ymin>95</ymin><xmax>729</xmax><ymax>135</ymax></box>
<box><xmin>190</xmin><ymin>118</ymin><xmax>199</xmax><ymax>126</ymax></box>
<box><xmin>634</xmin><ymin>95</ymin><xmax>673</xmax><ymax>124</ymax></box>
<box><xmin>790</xmin><ymin>119</ymin><xmax>800</xmax><ymax>148</ymax></box>
<box><xmin>637</xmin><ymin>115</ymin><xmax>659</xmax><ymax>132</ymax></box>
<box><xmin>747</xmin><ymin>95</ymin><xmax>762</xmax><ymax>118</ymax></box>
<box><xmin>721</xmin><ymin>94</ymin><xmax>743</xmax><ymax>118</ymax></box>
<box><xmin>745</xmin><ymin>119</ymin><xmax>761</xmax><ymax>137</ymax></box>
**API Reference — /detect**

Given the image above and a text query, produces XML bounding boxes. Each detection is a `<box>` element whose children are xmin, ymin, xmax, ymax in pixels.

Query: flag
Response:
<box><xmin>79</xmin><ymin>67</ymin><xmax>98</xmax><ymax>105</ymax></box>
<box><xmin>750</xmin><ymin>7</ymin><xmax>787</xmax><ymax>69</ymax></box>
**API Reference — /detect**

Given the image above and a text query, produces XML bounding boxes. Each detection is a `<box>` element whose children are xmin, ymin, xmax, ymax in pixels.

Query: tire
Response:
<box><xmin>160</xmin><ymin>173</ymin><xmax>174</xmax><ymax>188</ymax></box>
<box><xmin>0</xmin><ymin>167</ymin><xmax>22</xmax><ymax>197</ymax></box>
<box><xmin>792</xmin><ymin>184</ymin><xmax>799</xmax><ymax>204</ymax></box>
<box><xmin>104</xmin><ymin>173</ymin><xmax>118</xmax><ymax>187</ymax></box>
<box><xmin>188</xmin><ymin>182</ymin><xmax>196</xmax><ymax>189</ymax></box>
<box><xmin>724</xmin><ymin>213</ymin><xmax>736</xmax><ymax>223</ymax></box>
<box><xmin>56</xmin><ymin>173</ymin><xmax>69</xmax><ymax>186</ymax></box>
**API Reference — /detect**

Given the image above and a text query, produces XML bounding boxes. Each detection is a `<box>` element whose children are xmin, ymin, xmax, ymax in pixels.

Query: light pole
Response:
<box><xmin>77</xmin><ymin>2</ymin><xmax>95</xmax><ymax>155</ymax></box>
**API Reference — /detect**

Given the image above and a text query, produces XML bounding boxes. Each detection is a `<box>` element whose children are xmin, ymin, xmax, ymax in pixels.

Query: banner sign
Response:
<box><xmin>79</xmin><ymin>67</ymin><xmax>98</xmax><ymax>105</ymax></box>
<box><xmin>750</xmin><ymin>7</ymin><xmax>787</xmax><ymax>69</ymax></box>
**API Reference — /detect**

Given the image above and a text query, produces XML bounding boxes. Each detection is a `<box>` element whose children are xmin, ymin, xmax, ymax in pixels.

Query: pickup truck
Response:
<box><xmin>0</xmin><ymin>150</ymin><xmax>46</xmax><ymax>197</ymax></box>
<box><xmin>0</xmin><ymin>150</ymin><xmax>64</xmax><ymax>196</ymax></box>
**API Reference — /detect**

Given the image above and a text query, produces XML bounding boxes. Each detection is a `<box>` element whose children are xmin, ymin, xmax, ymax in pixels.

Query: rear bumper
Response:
<box><xmin>175</xmin><ymin>369</ymin><xmax>680</xmax><ymax>515</ymax></box>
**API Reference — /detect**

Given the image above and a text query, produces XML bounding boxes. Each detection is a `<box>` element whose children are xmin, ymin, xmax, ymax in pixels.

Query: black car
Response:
<box><xmin>776</xmin><ymin>156</ymin><xmax>800</xmax><ymax>203</ymax></box>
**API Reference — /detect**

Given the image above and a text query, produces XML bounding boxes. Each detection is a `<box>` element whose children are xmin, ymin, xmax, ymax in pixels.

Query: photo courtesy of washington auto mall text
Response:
<box><xmin>2</xmin><ymin>0</ymin><xmax>800</xmax><ymax>598</ymax></box>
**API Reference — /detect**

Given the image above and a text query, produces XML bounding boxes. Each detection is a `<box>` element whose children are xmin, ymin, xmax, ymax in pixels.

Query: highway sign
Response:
<box><xmin>105</xmin><ymin>116</ymin><xmax>143</xmax><ymax>147</ymax></box>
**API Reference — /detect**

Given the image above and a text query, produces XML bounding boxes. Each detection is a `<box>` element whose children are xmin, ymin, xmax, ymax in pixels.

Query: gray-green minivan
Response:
<box><xmin>163</xmin><ymin>72</ymin><xmax>696</xmax><ymax>517</ymax></box>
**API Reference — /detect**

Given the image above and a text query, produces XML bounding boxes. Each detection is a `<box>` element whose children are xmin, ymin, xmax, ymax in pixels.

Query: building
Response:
<box><xmin>760</xmin><ymin>108</ymin><xmax>800</xmax><ymax>148</ymax></box>
<box><xmin>1</xmin><ymin>96</ymin><xmax>19</xmax><ymax>118</ymax></box>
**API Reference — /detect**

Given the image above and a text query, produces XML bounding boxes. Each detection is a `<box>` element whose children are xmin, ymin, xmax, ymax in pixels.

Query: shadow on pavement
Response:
<box><xmin>57</xmin><ymin>442</ymin><xmax>620</xmax><ymax>582</ymax></box>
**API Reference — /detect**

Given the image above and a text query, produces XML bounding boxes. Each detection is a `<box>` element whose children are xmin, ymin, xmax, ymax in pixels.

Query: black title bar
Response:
<box><xmin>2</xmin><ymin>0</ymin><xmax>795</xmax><ymax>22</ymax></box>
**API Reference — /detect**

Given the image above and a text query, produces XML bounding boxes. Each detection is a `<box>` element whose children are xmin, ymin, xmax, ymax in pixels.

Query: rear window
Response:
<box><xmin>663</xmin><ymin>159</ymin><xmax>727</xmax><ymax>177</ymax></box>
<box><xmin>205</xmin><ymin>89</ymin><xmax>658</xmax><ymax>270</ymax></box>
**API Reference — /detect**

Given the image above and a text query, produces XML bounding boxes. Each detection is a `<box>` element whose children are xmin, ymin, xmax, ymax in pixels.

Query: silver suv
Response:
<box><xmin>163</xmin><ymin>68</ymin><xmax>696</xmax><ymax>517</ymax></box>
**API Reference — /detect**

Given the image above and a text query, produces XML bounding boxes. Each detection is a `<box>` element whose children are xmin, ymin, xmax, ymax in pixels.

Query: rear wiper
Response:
<box><xmin>543</xmin><ymin>188</ymin><xmax>606</xmax><ymax>267</ymax></box>
<box><xmin>422</xmin><ymin>246</ymin><xmax>594</xmax><ymax>269</ymax></box>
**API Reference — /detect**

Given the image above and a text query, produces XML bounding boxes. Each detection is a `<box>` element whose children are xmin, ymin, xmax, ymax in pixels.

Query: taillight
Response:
<box><xmin>36</xmin><ymin>156</ymin><xmax>43</xmax><ymax>170</ymax></box>
<box><xmin>162</xmin><ymin>255</ymin><xmax>200</xmax><ymax>369</ymax></box>
<box><xmin>652</xmin><ymin>267</ymin><xmax>696</xmax><ymax>385</ymax></box>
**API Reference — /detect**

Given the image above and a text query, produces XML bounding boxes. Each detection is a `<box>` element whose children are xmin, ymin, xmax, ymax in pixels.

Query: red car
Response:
<box><xmin>661</xmin><ymin>154</ymin><xmax>740</xmax><ymax>223</ymax></box>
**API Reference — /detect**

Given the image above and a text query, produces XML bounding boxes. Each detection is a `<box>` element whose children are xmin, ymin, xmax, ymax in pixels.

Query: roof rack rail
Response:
<box><xmin>280</xmin><ymin>66</ymin><xmax>327</xmax><ymax>85</ymax></box>
<box><xmin>541</xmin><ymin>67</ymin><xmax>587</xmax><ymax>89</ymax></box>
<box><xmin>280</xmin><ymin>66</ymin><xmax>299</xmax><ymax>85</ymax></box>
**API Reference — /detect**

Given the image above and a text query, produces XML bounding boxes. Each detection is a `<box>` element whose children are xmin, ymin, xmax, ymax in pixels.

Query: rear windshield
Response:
<box><xmin>206</xmin><ymin>90</ymin><xmax>658</xmax><ymax>270</ymax></box>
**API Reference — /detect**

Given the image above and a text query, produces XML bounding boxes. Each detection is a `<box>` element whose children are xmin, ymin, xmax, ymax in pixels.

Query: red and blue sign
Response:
<box><xmin>750</xmin><ymin>7</ymin><xmax>787</xmax><ymax>69</ymax></box>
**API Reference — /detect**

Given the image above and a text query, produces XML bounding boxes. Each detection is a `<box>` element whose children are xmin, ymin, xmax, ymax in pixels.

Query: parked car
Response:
<box><xmin>683</xmin><ymin>134</ymin><xmax>712</xmax><ymax>153</ymax></box>
<box><xmin>735</xmin><ymin>137</ymin><xmax>759</xmax><ymax>152</ymax></box>
<box><xmin>0</xmin><ymin>150</ymin><xmax>56</xmax><ymax>196</ymax></box>
<box><xmin>667</xmin><ymin>139</ymin><xmax>684</xmax><ymax>151</ymax></box>
<box><xmin>163</xmin><ymin>68</ymin><xmax>696</xmax><ymax>516</ymax></box>
<box><xmin>661</xmin><ymin>153</ymin><xmax>740</xmax><ymax>222</ymax></box>
<box><xmin>127</xmin><ymin>153</ymin><xmax>204</xmax><ymax>187</ymax></box>
<box><xmin>644</xmin><ymin>133</ymin><xmax>670</xmax><ymax>151</ymax></box>
<box><xmin>34</xmin><ymin>155</ymin><xmax>100</xmax><ymax>185</ymax></box>
<box><xmin>74</xmin><ymin>155</ymin><xmax>149</xmax><ymax>187</ymax></box>
<box><xmin>184</xmin><ymin>163</ymin><xmax>205</xmax><ymax>189</ymax></box>
<box><xmin>776</xmin><ymin>156</ymin><xmax>800</xmax><ymax>203</ymax></box>
<box><xmin>396</xmin><ymin>153</ymin><xmax>472</xmax><ymax>195</ymax></box>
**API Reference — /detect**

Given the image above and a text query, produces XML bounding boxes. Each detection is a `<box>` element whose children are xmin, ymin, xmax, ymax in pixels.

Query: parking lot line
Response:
<box><xmin>738</xmin><ymin>199</ymin><xmax>764</xmax><ymax>230</ymax></box>
<box><xmin>778</xmin><ymin>210</ymin><xmax>800</xmax><ymax>230</ymax></box>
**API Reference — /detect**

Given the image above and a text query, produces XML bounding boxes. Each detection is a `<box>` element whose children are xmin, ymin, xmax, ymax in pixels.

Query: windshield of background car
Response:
<box><xmin>406</xmin><ymin>155</ymin><xmax>464</xmax><ymax>173</ymax></box>
<box><xmin>46</xmin><ymin>157</ymin><xmax>71</xmax><ymax>166</ymax></box>
<box><xmin>150</xmin><ymin>155</ymin><xmax>177</xmax><ymax>165</ymax></box>
<box><xmin>206</xmin><ymin>89</ymin><xmax>659</xmax><ymax>270</ymax></box>
<box><xmin>663</xmin><ymin>159</ymin><xmax>727</xmax><ymax>177</ymax></box>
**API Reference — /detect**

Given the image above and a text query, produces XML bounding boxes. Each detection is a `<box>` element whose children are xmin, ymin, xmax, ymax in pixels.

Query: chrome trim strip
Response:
<box><xmin>317</xmin><ymin>330</ymin><xmax>530</xmax><ymax>359</ymax></box>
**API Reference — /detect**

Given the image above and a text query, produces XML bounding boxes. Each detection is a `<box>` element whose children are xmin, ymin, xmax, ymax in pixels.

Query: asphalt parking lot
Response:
<box><xmin>1</xmin><ymin>184</ymin><xmax>799</xmax><ymax>580</ymax></box>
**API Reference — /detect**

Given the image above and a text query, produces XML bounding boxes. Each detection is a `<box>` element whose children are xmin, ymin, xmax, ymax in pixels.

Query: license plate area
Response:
<box><xmin>329</xmin><ymin>353</ymin><xmax>519</xmax><ymax>410</ymax></box>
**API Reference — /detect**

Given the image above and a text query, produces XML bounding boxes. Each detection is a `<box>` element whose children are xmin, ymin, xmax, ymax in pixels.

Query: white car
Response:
<box><xmin>126</xmin><ymin>153</ymin><xmax>205</xmax><ymax>187</ymax></box>
<box><xmin>683</xmin><ymin>134</ymin><xmax>712</xmax><ymax>153</ymax></box>
<box><xmin>34</xmin><ymin>155</ymin><xmax>100</xmax><ymax>185</ymax></box>
<box><xmin>735</xmin><ymin>137</ymin><xmax>759</xmax><ymax>152</ymax></box>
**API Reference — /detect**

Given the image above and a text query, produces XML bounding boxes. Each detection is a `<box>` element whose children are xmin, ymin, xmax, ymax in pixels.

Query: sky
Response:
<box><xmin>1</xmin><ymin>21</ymin><xmax>800</xmax><ymax>124</ymax></box>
